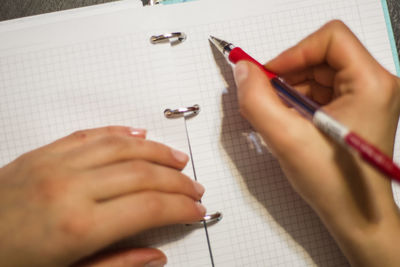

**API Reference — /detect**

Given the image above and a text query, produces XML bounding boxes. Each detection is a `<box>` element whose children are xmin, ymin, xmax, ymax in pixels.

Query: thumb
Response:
<box><xmin>75</xmin><ymin>248</ymin><xmax>167</xmax><ymax>267</ymax></box>
<box><xmin>233</xmin><ymin>60</ymin><xmax>302</xmax><ymax>146</ymax></box>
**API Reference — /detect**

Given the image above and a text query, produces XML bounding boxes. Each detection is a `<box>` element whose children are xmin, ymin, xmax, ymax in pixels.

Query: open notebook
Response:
<box><xmin>0</xmin><ymin>0</ymin><xmax>398</xmax><ymax>266</ymax></box>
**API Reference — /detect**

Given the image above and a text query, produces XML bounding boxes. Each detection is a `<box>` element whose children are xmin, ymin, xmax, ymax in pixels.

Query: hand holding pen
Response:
<box><xmin>214</xmin><ymin>20</ymin><xmax>400</xmax><ymax>267</ymax></box>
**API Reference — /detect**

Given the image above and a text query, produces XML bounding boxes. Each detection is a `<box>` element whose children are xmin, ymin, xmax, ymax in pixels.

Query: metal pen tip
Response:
<box><xmin>209</xmin><ymin>35</ymin><xmax>220</xmax><ymax>47</ymax></box>
<box><xmin>209</xmin><ymin>35</ymin><xmax>220</xmax><ymax>41</ymax></box>
<box><xmin>209</xmin><ymin>35</ymin><xmax>232</xmax><ymax>55</ymax></box>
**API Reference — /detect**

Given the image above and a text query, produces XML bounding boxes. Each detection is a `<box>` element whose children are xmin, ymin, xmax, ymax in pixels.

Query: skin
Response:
<box><xmin>233</xmin><ymin>20</ymin><xmax>400</xmax><ymax>266</ymax></box>
<box><xmin>1</xmin><ymin>20</ymin><xmax>399</xmax><ymax>267</ymax></box>
<box><xmin>0</xmin><ymin>126</ymin><xmax>206</xmax><ymax>267</ymax></box>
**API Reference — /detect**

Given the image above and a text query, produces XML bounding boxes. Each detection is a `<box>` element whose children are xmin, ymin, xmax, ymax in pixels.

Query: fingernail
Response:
<box><xmin>234</xmin><ymin>61</ymin><xmax>249</xmax><ymax>86</ymax></box>
<box><xmin>144</xmin><ymin>259</ymin><xmax>166</xmax><ymax>267</ymax></box>
<box><xmin>171</xmin><ymin>149</ymin><xmax>189</xmax><ymax>163</ymax></box>
<box><xmin>193</xmin><ymin>181</ymin><xmax>205</xmax><ymax>196</ymax></box>
<box><xmin>196</xmin><ymin>202</ymin><xmax>207</xmax><ymax>216</ymax></box>
<box><xmin>129</xmin><ymin>128</ymin><xmax>146</xmax><ymax>137</ymax></box>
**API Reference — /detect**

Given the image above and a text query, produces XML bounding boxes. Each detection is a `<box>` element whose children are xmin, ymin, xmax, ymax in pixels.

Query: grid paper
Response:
<box><xmin>0</xmin><ymin>28</ymin><xmax>212</xmax><ymax>267</ymax></box>
<box><xmin>171</xmin><ymin>0</ymin><xmax>396</xmax><ymax>266</ymax></box>
<box><xmin>0</xmin><ymin>0</ymin><xmax>398</xmax><ymax>266</ymax></box>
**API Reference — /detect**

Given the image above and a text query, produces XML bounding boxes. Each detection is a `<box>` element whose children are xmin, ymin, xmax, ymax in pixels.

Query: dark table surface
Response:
<box><xmin>0</xmin><ymin>0</ymin><xmax>399</xmax><ymax>61</ymax></box>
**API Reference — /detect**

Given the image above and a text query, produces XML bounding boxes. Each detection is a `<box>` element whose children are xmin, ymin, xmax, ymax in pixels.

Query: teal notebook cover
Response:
<box><xmin>161</xmin><ymin>0</ymin><xmax>197</xmax><ymax>5</ymax></box>
<box><xmin>382</xmin><ymin>0</ymin><xmax>400</xmax><ymax>75</ymax></box>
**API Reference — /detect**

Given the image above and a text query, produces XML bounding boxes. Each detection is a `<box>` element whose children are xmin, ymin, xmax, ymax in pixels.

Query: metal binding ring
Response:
<box><xmin>186</xmin><ymin>212</ymin><xmax>223</xmax><ymax>226</ymax></box>
<box><xmin>147</xmin><ymin>0</ymin><xmax>162</xmax><ymax>5</ymax></box>
<box><xmin>150</xmin><ymin>32</ymin><xmax>187</xmax><ymax>46</ymax></box>
<box><xmin>203</xmin><ymin>212</ymin><xmax>223</xmax><ymax>224</ymax></box>
<box><xmin>164</xmin><ymin>104</ymin><xmax>200</xmax><ymax>118</ymax></box>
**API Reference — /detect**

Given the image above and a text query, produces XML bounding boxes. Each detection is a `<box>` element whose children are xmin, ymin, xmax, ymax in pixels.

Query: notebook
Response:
<box><xmin>0</xmin><ymin>0</ymin><xmax>398</xmax><ymax>266</ymax></box>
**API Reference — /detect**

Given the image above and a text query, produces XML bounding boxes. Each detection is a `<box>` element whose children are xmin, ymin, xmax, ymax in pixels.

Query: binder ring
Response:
<box><xmin>203</xmin><ymin>212</ymin><xmax>223</xmax><ymax>224</ymax></box>
<box><xmin>164</xmin><ymin>104</ymin><xmax>200</xmax><ymax>118</ymax></box>
<box><xmin>150</xmin><ymin>32</ymin><xmax>187</xmax><ymax>45</ymax></box>
<box><xmin>148</xmin><ymin>0</ymin><xmax>162</xmax><ymax>5</ymax></box>
<box><xmin>187</xmin><ymin>212</ymin><xmax>223</xmax><ymax>226</ymax></box>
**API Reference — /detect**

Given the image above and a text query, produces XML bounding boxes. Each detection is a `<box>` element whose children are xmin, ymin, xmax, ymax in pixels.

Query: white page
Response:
<box><xmin>168</xmin><ymin>0</ymin><xmax>397</xmax><ymax>266</ymax></box>
<box><xmin>0</xmin><ymin>3</ymin><xmax>213</xmax><ymax>267</ymax></box>
<box><xmin>0</xmin><ymin>0</ymin><xmax>398</xmax><ymax>266</ymax></box>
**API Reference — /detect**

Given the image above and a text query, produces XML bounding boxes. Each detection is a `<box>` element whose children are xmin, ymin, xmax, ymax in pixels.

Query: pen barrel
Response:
<box><xmin>271</xmin><ymin>77</ymin><xmax>319</xmax><ymax>119</ymax></box>
<box><xmin>228</xmin><ymin>46</ymin><xmax>319</xmax><ymax>118</ymax></box>
<box><xmin>224</xmin><ymin>41</ymin><xmax>400</xmax><ymax>183</ymax></box>
<box><xmin>229</xmin><ymin>47</ymin><xmax>277</xmax><ymax>79</ymax></box>
<box><xmin>312</xmin><ymin>110</ymin><xmax>350</xmax><ymax>146</ymax></box>
<box><xmin>314</xmin><ymin>110</ymin><xmax>400</xmax><ymax>182</ymax></box>
<box><xmin>344</xmin><ymin>133</ymin><xmax>400</xmax><ymax>181</ymax></box>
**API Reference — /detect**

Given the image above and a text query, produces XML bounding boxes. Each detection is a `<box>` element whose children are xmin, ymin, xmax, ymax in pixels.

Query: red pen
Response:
<box><xmin>209</xmin><ymin>35</ymin><xmax>400</xmax><ymax>182</ymax></box>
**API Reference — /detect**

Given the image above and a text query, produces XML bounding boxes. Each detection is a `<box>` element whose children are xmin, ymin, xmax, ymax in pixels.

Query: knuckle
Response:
<box><xmin>180</xmin><ymin>176</ymin><xmax>199</xmax><ymax>196</ymax></box>
<box><xmin>34</xmin><ymin>176</ymin><xmax>69</xmax><ymax>202</ymax></box>
<box><xmin>176</xmin><ymin>173</ymin><xmax>191</xmax><ymax>187</ymax></box>
<box><xmin>178</xmin><ymin>195</ymin><xmax>194</xmax><ymax>208</ymax></box>
<box><xmin>322</xmin><ymin>20</ymin><xmax>351</xmax><ymax>41</ymax></box>
<box><xmin>132</xmin><ymin>137</ymin><xmax>146</xmax><ymax>148</ymax></box>
<box><xmin>58</xmin><ymin>211</ymin><xmax>93</xmax><ymax>239</ymax></box>
<box><xmin>325</xmin><ymin>19</ymin><xmax>347</xmax><ymax>31</ymax></box>
<box><xmin>177</xmin><ymin>196</ymin><xmax>201</xmax><ymax>218</ymax></box>
<box><xmin>70</xmin><ymin>130</ymin><xmax>89</xmax><ymax>142</ymax></box>
<box><xmin>17</xmin><ymin>153</ymin><xmax>72</xmax><ymax>202</ymax></box>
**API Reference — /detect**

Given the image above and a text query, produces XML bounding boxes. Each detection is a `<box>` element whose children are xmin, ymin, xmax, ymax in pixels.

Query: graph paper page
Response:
<box><xmin>164</xmin><ymin>0</ymin><xmax>397</xmax><ymax>266</ymax></box>
<box><xmin>0</xmin><ymin>5</ymin><xmax>212</xmax><ymax>267</ymax></box>
<box><xmin>0</xmin><ymin>0</ymin><xmax>398</xmax><ymax>266</ymax></box>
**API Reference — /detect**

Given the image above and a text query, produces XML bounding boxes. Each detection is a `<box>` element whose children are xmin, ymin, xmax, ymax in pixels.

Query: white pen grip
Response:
<box><xmin>313</xmin><ymin>111</ymin><xmax>349</xmax><ymax>143</ymax></box>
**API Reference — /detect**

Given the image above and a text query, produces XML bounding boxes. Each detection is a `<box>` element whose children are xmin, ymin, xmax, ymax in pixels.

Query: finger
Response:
<box><xmin>88</xmin><ymin>160</ymin><xmax>204</xmax><ymax>201</ymax></box>
<box><xmin>310</xmin><ymin>82</ymin><xmax>333</xmax><ymax>104</ymax></box>
<box><xmin>280</xmin><ymin>68</ymin><xmax>313</xmax><ymax>85</ymax></box>
<box><xmin>280</xmin><ymin>64</ymin><xmax>335</xmax><ymax>88</ymax></box>
<box><xmin>234</xmin><ymin>60</ymin><xmax>313</xmax><ymax>154</ymax></box>
<box><xmin>294</xmin><ymin>81</ymin><xmax>333</xmax><ymax>105</ymax></box>
<box><xmin>313</xmin><ymin>64</ymin><xmax>335</xmax><ymax>87</ymax></box>
<box><xmin>67</xmin><ymin>137</ymin><xmax>189</xmax><ymax>170</ymax></box>
<box><xmin>266</xmin><ymin>20</ymin><xmax>375</xmax><ymax>74</ymax></box>
<box><xmin>76</xmin><ymin>248</ymin><xmax>166</xmax><ymax>267</ymax></box>
<box><xmin>92</xmin><ymin>192</ymin><xmax>206</xmax><ymax>246</ymax></box>
<box><xmin>291</xmin><ymin>82</ymin><xmax>312</xmax><ymax>97</ymax></box>
<box><xmin>45</xmin><ymin>126</ymin><xmax>147</xmax><ymax>153</ymax></box>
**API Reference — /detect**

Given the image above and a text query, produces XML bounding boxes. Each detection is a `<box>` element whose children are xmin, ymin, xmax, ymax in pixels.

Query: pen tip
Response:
<box><xmin>209</xmin><ymin>35</ymin><xmax>223</xmax><ymax>43</ymax></box>
<box><xmin>208</xmin><ymin>36</ymin><xmax>219</xmax><ymax>48</ymax></box>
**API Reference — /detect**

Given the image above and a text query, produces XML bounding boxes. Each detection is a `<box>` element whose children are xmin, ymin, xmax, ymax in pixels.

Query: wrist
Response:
<box><xmin>316</xmin><ymin>197</ymin><xmax>400</xmax><ymax>267</ymax></box>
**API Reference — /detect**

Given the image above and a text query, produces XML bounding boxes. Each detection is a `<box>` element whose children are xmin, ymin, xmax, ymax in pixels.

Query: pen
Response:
<box><xmin>209</xmin><ymin>35</ymin><xmax>400</xmax><ymax>182</ymax></box>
